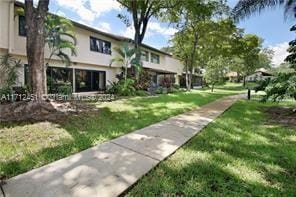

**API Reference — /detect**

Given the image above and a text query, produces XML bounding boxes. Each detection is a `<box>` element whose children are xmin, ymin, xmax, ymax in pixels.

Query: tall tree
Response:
<box><xmin>236</xmin><ymin>34</ymin><xmax>262</xmax><ymax>86</ymax></box>
<box><xmin>169</xmin><ymin>0</ymin><xmax>228</xmax><ymax>91</ymax></box>
<box><xmin>117</xmin><ymin>0</ymin><xmax>173</xmax><ymax>57</ymax></box>
<box><xmin>25</xmin><ymin>0</ymin><xmax>49</xmax><ymax>98</ymax></box>
<box><xmin>205</xmin><ymin>56</ymin><xmax>227</xmax><ymax>92</ymax></box>
<box><xmin>258</xmin><ymin>48</ymin><xmax>274</xmax><ymax>69</ymax></box>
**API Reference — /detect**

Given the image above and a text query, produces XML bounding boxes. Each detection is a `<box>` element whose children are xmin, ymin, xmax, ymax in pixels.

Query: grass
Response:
<box><xmin>127</xmin><ymin>100</ymin><xmax>296</xmax><ymax>196</ymax></box>
<box><xmin>0</xmin><ymin>83</ymin><xmax>244</xmax><ymax>178</ymax></box>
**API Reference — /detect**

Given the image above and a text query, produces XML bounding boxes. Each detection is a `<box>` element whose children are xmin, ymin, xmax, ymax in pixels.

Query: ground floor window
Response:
<box><xmin>24</xmin><ymin>65</ymin><xmax>106</xmax><ymax>93</ymax></box>
<box><xmin>157</xmin><ymin>73</ymin><xmax>175</xmax><ymax>86</ymax></box>
<box><xmin>75</xmin><ymin>69</ymin><xmax>106</xmax><ymax>92</ymax></box>
<box><xmin>47</xmin><ymin>67</ymin><xmax>73</xmax><ymax>94</ymax></box>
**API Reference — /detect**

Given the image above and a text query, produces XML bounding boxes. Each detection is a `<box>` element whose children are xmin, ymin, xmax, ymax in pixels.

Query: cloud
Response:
<box><xmin>148</xmin><ymin>22</ymin><xmax>177</xmax><ymax>37</ymax></box>
<box><xmin>89</xmin><ymin>0</ymin><xmax>121</xmax><ymax>17</ymax></box>
<box><xmin>97</xmin><ymin>22</ymin><xmax>112</xmax><ymax>33</ymax></box>
<box><xmin>268</xmin><ymin>42</ymin><xmax>289</xmax><ymax>66</ymax></box>
<box><xmin>120</xmin><ymin>21</ymin><xmax>177</xmax><ymax>41</ymax></box>
<box><xmin>56</xmin><ymin>10</ymin><xmax>66</xmax><ymax>17</ymax></box>
<box><xmin>55</xmin><ymin>0</ymin><xmax>120</xmax><ymax>24</ymax></box>
<box><xmin>120</xmin><ymin>26</ymin><xmax>134</xmax><ymax>39</ymax></box>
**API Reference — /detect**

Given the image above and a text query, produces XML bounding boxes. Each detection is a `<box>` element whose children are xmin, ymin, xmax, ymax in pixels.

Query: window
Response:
<box><xmin>140</xmin><ymin>50</ymin><xmax>149</xmax><ymax>62</ymax></box>
<box><xmin>90</xmin><ymin>36</ymin><xmax>111</xmax><ymax>55</ymax></box>
<box><xmin>47</xmin><ymin>67</ymin><xmax>73</xmax><ymax>94</ymax></box>
<box><xmin>75</xmin><ymin>69</ymin><xmax>106</xmax><ymax>92</ymax></box>
<box><xmin>151</xmin><ymin>53</ymin><xmax>160</xmax><ymax>64</ymax></box>
<box><xmin>157</xmin><ymin>73</ymin><xmax>175</xmax><ymax>85</ymax></box>
<box><xmin>19</xmin><ymin>15</ymin><xmax>26</xmax><ymax>37</ymax></box>
<box><xmin>24</xmin><ymin>65</ymin><xmax>73</xmax><ymax>93</ymax></box>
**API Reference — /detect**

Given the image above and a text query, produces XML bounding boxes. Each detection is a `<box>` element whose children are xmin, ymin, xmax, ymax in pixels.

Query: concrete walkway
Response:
<box><xmin>2</xmin><ymin>95</ymin><xmax>243</xmax><ymax>197</ymax></box>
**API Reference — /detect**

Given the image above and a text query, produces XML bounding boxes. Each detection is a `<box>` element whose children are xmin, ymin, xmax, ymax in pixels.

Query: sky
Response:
<box><xmin>42</xmin><ymin>0</ymin><xmax>295</xmax><ymax>66</ymax></box>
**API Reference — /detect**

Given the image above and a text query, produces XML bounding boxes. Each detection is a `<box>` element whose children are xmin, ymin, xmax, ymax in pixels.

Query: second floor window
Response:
<box><xmin>140</xmin><ymin>50</ymin><xmax>149</xmax><ymax>62</ymax></box>
<box><xmin>19</xmin><ymin>15</ymin><xmax>26</xmax><ymax>37</ymax></box>
<box><xmin>90</xmin><ymin>36</ymin><xmax>111</xmax><ymax>55</ymax></box>
<box><xmin>151</xmin><ymin>53</ymin><xmax>160</xmax><ymax>64</ymax></box>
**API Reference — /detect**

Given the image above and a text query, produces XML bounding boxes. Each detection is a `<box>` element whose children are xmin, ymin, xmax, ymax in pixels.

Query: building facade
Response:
<box><xmin>0</xmin><ymin>1</ymin><xmax>184</xmax><ymax>93</ymax></box>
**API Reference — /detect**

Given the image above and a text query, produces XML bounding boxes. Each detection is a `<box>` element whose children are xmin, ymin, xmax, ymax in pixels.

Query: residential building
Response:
<box><xmin>0</xmin><ymin>1</ymin><xmax>184</xmax><ymax>93</ymax></box>
<box><xmin>245</xmin><ymin>68</ymin><xmax>274</xmax><ymax>82</ymax></box>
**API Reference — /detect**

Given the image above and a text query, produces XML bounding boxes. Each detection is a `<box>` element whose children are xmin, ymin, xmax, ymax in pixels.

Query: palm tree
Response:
<box><xmin>45</xmin><ymin>15</ymin><xmax>77</xmax><ymax>66</ymax></box>
<box><xmin>232</xmin><ymin>0</ymin><xmax>296</xmax><ymax>20</ymax></box>
<box><xmin>16</xmin><ymin>7</ymin><xmax>77</xmax><ymax>94</ymax></box>
<box><xmin>110</xmin><ymin>42</ymin><xmax>139</xmax><ymax>85</ymax></box>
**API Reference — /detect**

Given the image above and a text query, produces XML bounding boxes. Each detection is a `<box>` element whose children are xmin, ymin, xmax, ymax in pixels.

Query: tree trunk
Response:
<box><xmin>25</xmin><ymin>0</ymin><xmax>49</xmax><ymax>99</ymax></box>
<box><xmin>211</xmin><ymin>84</ymin><xmax>214</xmax><ymax>92</ymax></box>
<box><xmin>185</xmin><ymin>63</ymin><xmax>190</xmax><ymax>91</ymax></box>
<box><xmin>188</xmin><ymin>31</ymin><xmax>198</xmax><ymax>91</ymax></box>
<box><xmin>243</xmin><ymin>76</ymin><xmax>246</xmax><ymax>87</ymax></box>
<box><xmin>189</xmin><ymin>67</ymin><xmax>193</xmax><ymax>90</ymax></box>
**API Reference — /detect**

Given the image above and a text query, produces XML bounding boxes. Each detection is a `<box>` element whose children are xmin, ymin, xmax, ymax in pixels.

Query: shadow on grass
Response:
<box><xmin>127</xmin><ymin>101</ymin><xmax>296</xmax><ymax>196</ymax></box>
<box><xmin>0</xmin><ymin>91</ymin><xmax>233</xmax><ymax>178</ymax></box>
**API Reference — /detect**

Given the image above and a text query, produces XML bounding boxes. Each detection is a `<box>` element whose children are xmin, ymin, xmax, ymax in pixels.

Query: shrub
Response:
<box><xmin>135</xmin><ymin>90</ymin><xmax>148</xmax><ymax>96</ymax></box>
<box><xmin>172</xmin><ymin>84</ymin><xmax>180</xmax><ymax>90</ymax></box>
<box><xmin>155</xmin><ymin>87</ymin><xmax>163</xmax><ymax>94</ymax></box>
<box><xmin>107</xmin><ymin>79</ymin><xmax>136</xmax><ymax>96</ymax></box>
<box><xmin>168</xmin><ymin>87</ymin><xmax>178</xmax><ymax>93</ymax></box>
<box><xmin>57</xmin><ymin>84</ymin><xmax>72</xmax><ymax>95</ymax></box>
<box><xmin>0</xmin><ymin>87</ymin><xmax>12</xmax><ymax>96</ymax></box>
<box><xmin>134</xmin><ymin>70</ymin><xmax>152</xmax><ymax>90</ymax></box>
<box><xmin>160</xmin><ymin>77</ymin><xmax>173</xmax><ymax>88</ymax></box>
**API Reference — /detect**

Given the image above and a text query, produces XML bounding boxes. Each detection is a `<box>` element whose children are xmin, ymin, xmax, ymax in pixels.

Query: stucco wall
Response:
<box><xmin>0</xmin><ymin>2</ymin><xmax>184</xmax><ymax>89</ymax></box>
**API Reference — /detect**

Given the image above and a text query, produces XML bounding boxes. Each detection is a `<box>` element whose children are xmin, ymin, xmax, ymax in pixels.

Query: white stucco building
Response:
<box><xmin>0</xmin><ymin>1</ymin><xmax>184</xmax><ymax>93</ymax></box>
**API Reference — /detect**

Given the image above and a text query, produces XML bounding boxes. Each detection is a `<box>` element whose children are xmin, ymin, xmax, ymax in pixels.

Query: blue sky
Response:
<box><xmin>46</xmin><ymin>0</ymin><xmax>294</xmax><ymax>66</ymax></box>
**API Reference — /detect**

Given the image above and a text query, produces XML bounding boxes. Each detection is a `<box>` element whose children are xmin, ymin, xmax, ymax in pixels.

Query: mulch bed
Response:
<box><xmin>263</xmin><ymin>106</ymin><xmax>296</xmax><ymax>129</ymax></box>
<box><xmin>0</xmin><ymin>100</ymin><xmax>99</xmax><ymax>123</ymax></box>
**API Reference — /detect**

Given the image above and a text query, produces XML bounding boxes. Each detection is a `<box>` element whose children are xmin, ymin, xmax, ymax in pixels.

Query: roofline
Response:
<box><xmin>14</xmin><ymin>1</ymin><xmax>172</xmax><ymax>56</ymax></box>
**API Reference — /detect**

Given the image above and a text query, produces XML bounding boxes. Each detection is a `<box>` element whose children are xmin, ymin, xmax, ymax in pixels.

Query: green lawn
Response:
<box><xmin>0</xmin><ymin>83</ymin><xmax>244</xmax><ymax>178</ymax></box>
<box><xmin>127</xmin><ymin>100</ymin><xmax>296</xmax><ymax>196</ymax></box>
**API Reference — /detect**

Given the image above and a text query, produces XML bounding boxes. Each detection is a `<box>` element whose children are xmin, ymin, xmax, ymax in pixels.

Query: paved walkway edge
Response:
<box><xmin>2</xmin><ymin>95</ymin><xmax>243</xmax><ymax>197</ymax></box>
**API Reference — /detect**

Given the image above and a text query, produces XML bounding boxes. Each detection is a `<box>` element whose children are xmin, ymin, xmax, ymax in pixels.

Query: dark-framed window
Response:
<box><xmin>19</xmin><ymin>15</ymin><xmax>26</xmax><ymax>37</ymax></box>
<box><xmin>75</xmin><ymin>69</ymin><xmax>106</xmax><ymax>92</ymax></box>
<box><xmin>24</xmin><ymin>65</ymin><xmax>73</xmax><ymax>93</ymax></box>
<box><xmin>47</xmin><ymin>67</ymin><xmax>73</xmax><ymax>94</ymax></box>
<box><xmin>157</xmin><ymin>73</ymin><xmax>175</xmax><ymax>85</ymax></box>
<box><xmin>90</xmin><ymin>36</ymin><xmax>111</xmax><ymax>55</ymax></box>
<box><xmin>140</xmin><ymin>50</ymin><xmax>149</xmax><ymax>62</ymax></box>
<box><xmin>151</xmin><ymin>53</ymin><xmax>160</xmax><ymax>64</ymax></box>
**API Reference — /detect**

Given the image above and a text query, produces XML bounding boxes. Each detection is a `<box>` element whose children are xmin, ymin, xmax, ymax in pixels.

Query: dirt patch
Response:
<box><xmin>263</xmin><ymin>106</ymin><xmax>296</xmax><ymax>129</ymax></box>
<box><xmin>0</xmin><ymin>100</ymin><xmax>99</xmax><ymax>123</ymax></box>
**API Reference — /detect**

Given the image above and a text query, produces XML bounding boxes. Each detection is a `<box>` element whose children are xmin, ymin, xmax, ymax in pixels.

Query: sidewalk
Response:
<box><xmin>2</xmin><ymin>95</ymin><xmax>243</xmax><ymax>197</ymax></box>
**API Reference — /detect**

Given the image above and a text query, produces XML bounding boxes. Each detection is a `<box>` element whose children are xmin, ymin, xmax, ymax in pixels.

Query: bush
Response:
<box><xmin>160</xmin><ymin>77</ymin><xmax>173</xmax><ymax>88</ymax></box>
<box><xmin>57</xmin><ymin>84</ymin><xmax>72</xmax><ymax>95</ymax></box>
<box><xmin>135</xmin><ymin>90</ymin><xmax>148</xmax><ymax>96</ymax></box>
<box><xmin>134</xmin><ymin>70</ymin><xmax>152</xmax><ymax>90</ymax></box>
<box><xmin>172</xmin><ymin>84</ymin><xmax>180</xmax><ymax>90</ymax></box>
<box><xmin>0</xmin><ymin>87</ymin><xmax>12</xmax><ymax>96</ymax></box>
<box><xmin>168</xmin><ymin>87</ymin><xmax>178</xmax><ymax>93</ymax></box>
<box><xmin>0</xmin><ymin>87</ymin><xmax>12</xmax><ymax>103</ymax></box>
<box><xmin>155</xmin><ymin>87</ymin><xmax>163</xmax><ymax>94</ymax></box>
<box><xmin>107</xmin><ymin>79</ymin><xmax>136</xmax><ymax>96</ymax></box>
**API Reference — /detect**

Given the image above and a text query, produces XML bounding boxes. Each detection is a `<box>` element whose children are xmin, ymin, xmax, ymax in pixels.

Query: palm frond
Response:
<box><xmin>56</xmin><ymin>51</ymin><xmax>71</xmax><ymax>66</ymax></box>
<box><xmin>232</xmin><ymin>0</ymin><xmax>286</xmax><ymax>21</ymax></box>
